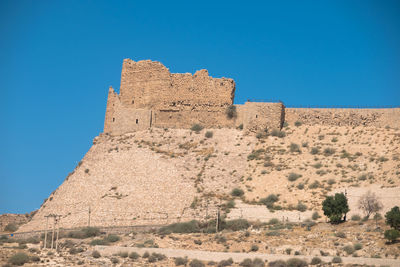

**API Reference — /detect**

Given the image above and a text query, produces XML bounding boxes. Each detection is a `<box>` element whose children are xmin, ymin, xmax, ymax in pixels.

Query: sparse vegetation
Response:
<box><xmin>205</xmin><ymin>131</ymin><xmax>214</xmax><ymax>138</ymax></box>
<box><xmin>294</xmin><ymin>121</ymin><xmax>302</xmax><ymax>127</ymax></box>
<box><xmin>8</xmin><ymin>252</ymin><xmax>30</xmax><ymax>266</ymax></box>
<box><xmin>310</xmin><ymin>257</ymin><xmax>321</xmax><ymax>265</ymax></box>
<box><xmin>190</xmin><ymin>259</ymin><xmax>205</xmax><ymax>267</ymax></box>
<box><xmin>226</xmin><ymin>105</ymin><xmax>237</xmax><ymax>119</ymax></box>
<box><xmin>191</xmin><ymin>124</ymin><xmax>204</xmax><ymax>133</ymax></box>
<box><xmin>231</xmin><ymin>188</ymin><xmax>244</xmax><ymax>197</ymax></box>
<box><xmin>92</xmin><ymin>250</ymin><xmax>101</xmax><ymax>258</ymax></box>
<box><xmin>288</xmin><ymin>172</ymin><xmax>301</xmax><ymax>182</ymax></box>
<box><xmin>310</xmin><ymin>147</ymin><xmax>319</xmax><ymax>155</ymax></box>
<box><xmin>259</xmin><ymin>194</ymin><xmax>279</xmax><ymax>209</ymax></box>
<box><xmin>290</xmin><ymin>143</ymin><xmax>301</xmax><ymax>153</ymax></box>
<box><xmin>4</xmin><ymin>223</ymin><xmax>18</xmax><ymax>232</ymax></box>
<box><xmin>384</xmin><ymin>229</ymin><xmax>400</xmax><ymax>243</ymax></box>
<box><xmin>175</xmin><ymin>257</ymin><xmax>189</xmax><ymax>265</ymax></box>
<box><xmin>271</xmin><ymin>129</ymin><xmax>286</xmax><ymax>138</ymax></box>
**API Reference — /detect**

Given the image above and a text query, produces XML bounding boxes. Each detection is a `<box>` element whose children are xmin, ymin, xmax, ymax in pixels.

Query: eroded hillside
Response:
<box><xmin>18</xmin><ymin>124</ymin><xmax>400</xmax><ymax>232</ymax></box>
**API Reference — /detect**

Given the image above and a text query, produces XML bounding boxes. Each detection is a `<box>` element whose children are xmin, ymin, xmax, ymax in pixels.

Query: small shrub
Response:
<box><xmin>92</xmin><ymin>250</ymin><xmax>101</xmax><ymax>258</ymax></box>
<box><xmin>105</xmin><ymin>234</ymin><xmax>120</xmax><ymax>243</ymax></box>
<box><xmin>335</xmin><ymin>231</ymin><xmax>346</xmax><ymax>238</ymax></box>
<box><xmin>205</xmin><ymin>131</ymin><xmax>214</xmax><ymax>138</ymax></box>
<box><xmin>82</xmin><ymin>226</ymin><xmax>100</xmax><ymax>237</ymax></box>
<box><xmin>175</xmin><ymin>257</ymin><xmax>189</xmax><ymax>266</ymax></box>
<box><xmin>260</xmin><ymin>194</ymin><xmax>279</xmax><ymax>209</ymax></box>
<box><xmin>288</xmin><ymin>173</ymin><xmax>301</xmax><ymax>182</ymax></box>
<box><xmin>8</xmin><ymin>252</ymin><xmax>30</xmax><ymax>266</ymax></box>
<box><xmin>142</xmin><ymin>251</ymin><xmax>150</xmax><ymax>258</ymax></box>
<box><xmin>117</xmin><ymin>251</ymin><xmax>128</xmax><ymax>258</ymax></box>
<box><xmin>308</xmin><ymin>181</ymin><xmax>320</xmax><ymax>189</ymax></box>
<box><xmin>129</xmin><ymin>252</ymin><xmax>140</xmax><ymax>260</ymax></box>
<box><xmin>296</xmin><ymin>202</ymin><xmax>307</xmax><ymax>212</ymax></box>
<box><xmin>351</xmin><ymin>214</ymin><xmax>361</xmax><ymax>221</ymax></box>
<box><xmin>69</xmin><ymin>247</ymin><xmax>84</xmax><ymax>255</ymax></box>
<box><xmin>286</xmin><ymin>258</ymin><xmax>307</xmax><ymax>267</ymax></box>
<box><xmin>111</xmin><ymin>257</ymin><xmax>119</xmax><ymax>264</ymax></box>
<box><xmin>266</xmin><ymin>231</ymin><xmax>281</xmax><ymax>236</ymax></box>
<box><xmin>331</xmin><ymin>256</ymin><xmax>342</xmax><ymax>263</ymax></box>
<box><xmin>251</xmin><ymin>244</ymin><xmax>259</xmax><ymax>251</ymax></box>
<box><xmin>310</xmin><ymin>257</ymin><xmax>321</xmax><ymax>265</ymax></box>
<box><xmin>327</xmin><ymin>178</ymin><xmax>336</xmax><ymax>185</ymax></box>
<box><xmin>290</xmin><ymin>143</ymin><xmax>301</xmax><ymax>153</ymax></box>
<box><xmin>191</xmin><ymin>124</ymin><xmax>204</xmax><ymax>133</ymax></box>
<box><xmin>354</xmin><ymin>243</ymin><xmax>362</xmax><ymax>250</ymax></box>
<box><xmin>312</xmin><ymin>212</ymin><xmax>320</xmax><ymax>220</ymax></box>
<box><xmin>90</xmin><ymin>238</ymin><xmax>109</xmax><ymax>246</ymax></box>
<box><xmin>224</xmin><ymin>219</ymin><xmax>250</xmax><ymax>231</ymax></box>
<box><xmin>159</xmin><ymin>220</ymin><xmax>200</xmax><ymax>234</ymax></box>
<box><xmin>384</xmin><ymin>229</ymin><xmax>400</xmax><ymax>243</ymax></box>
<box><xmin>268</xmin><ymin>260</ymin><xmax>287</xmax><ymax>267</ymax></box>
<box><xmin>30</xmin><ymin>255</ymin><xmax>40</xmax><ymax>262</ymax></box>
<box><xmin>343</xmin><ymin>245</ymin><xmax>354</xmax><ymax>254</ymax></box>
<box><xmin>294</xmin><ymin>121</ymin><xmax>302</xmax><ymax>127</ymax></box>
<box><xmin>190</xmin><ymin>259</ymin><xmax>205</xmax><ymax>267</ymax></box>
<box><xmin>148</xmin><ymin>254</ymin><xmax>157</xmax><ymax>263</ymax></box>
<box><xmin>323</xmin><ymin>148</ymin><xmax>335</xmax><ymax>156</ymax></box>
<box><xmin>217</xmin><ymin>258</ymin><xmax>233</xmax><ymax>266</ymax></box>
<box><xmin>271</xmin><ymin>129</ymin><xmax>286</xmax><ymax>138</ymax></box>
<box><xmin>4</xmin><ymin>223</ymin><xmax>18</xmax><ymax>232</ymax></box>
<box><xmin>310</xmin><ymin>147</ymin><xmax>319</xmax><ymax>155</ymax></box>
<box><xmin>226</xmin><ymin>105</ymin><xmax>237</xmax><ymax>119</ymax></box>
<box><xmin>268</xmin><ymin>218</ymin><xmax>280</xmax><ymax>225</ymax></box>
<box><xmin>297</xmin><ymin>183</ymin><xmax>304</xmax><ymax>190</ymax></box>
<box><xmin>231</xmin><ymin>188</ymin><xmax>244</xmax><ymax>197</ymax></box>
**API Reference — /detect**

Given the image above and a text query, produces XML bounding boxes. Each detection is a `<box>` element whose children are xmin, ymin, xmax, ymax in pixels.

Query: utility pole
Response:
<box><xmin>43</xmin><ymin>216</ymin><xmax>49</xmax><ymax>249</ymax></box>
<box><xmin>216</xmin><ymin>203</ymin><xmax>220</xmax><ymax>233</ymax></box>
<box><xmin>51</xmin><ymin>215</ymin><xmax>55</xmax><ymax>250</ymax></box>
<box><xmin>55</xmin><ymin>215</ymin><xmax>60</xmax><ymax>251</ymax></box>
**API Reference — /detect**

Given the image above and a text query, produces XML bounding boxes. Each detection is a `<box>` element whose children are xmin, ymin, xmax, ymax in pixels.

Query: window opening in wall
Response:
<box><xmin>136</xmin><ymin>119</ymin><xmax>138</xmax><ymax>124</ymax></box>
<box><xmin>131</xmin><ymin>99</ymin><xmax>134</xmax><ymax>104</ymax></box>
<box><xmin>256</xmin><ymin>115</ymin><xmax>258</xmax><ymax>118</ymax></box>
<box><xmin>112</xmin><ymin>118</ymin><xmax>115</xmax><ymax>122</ymax></box>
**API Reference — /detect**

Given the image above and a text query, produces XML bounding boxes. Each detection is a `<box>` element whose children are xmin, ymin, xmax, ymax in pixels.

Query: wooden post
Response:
<box><xmin>216</xmin><ymin>206</ymin><xmax>220</xmax><ymax>233</ymax></box>
<box><xmin>88</xmin><ymin>206</ymin><xmax>91</xmax><ymax>227</ymax></box>
<box><xmin>43</xmin><ymin>216</ymin><xmax>49</xmax><ymax>249</ymax></box>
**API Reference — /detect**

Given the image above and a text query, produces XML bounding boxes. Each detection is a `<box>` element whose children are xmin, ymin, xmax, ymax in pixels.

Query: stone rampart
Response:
<box><xmin>285</xmin><ymin>108</ymin><xmax>400</xmax><ymax>128</ymax></box>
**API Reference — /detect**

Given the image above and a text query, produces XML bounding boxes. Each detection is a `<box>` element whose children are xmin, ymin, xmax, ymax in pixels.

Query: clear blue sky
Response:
<box><xmin>1</xmin><ymin>1</ymin><xmax>399</xmax><ymax>214</ymax></box>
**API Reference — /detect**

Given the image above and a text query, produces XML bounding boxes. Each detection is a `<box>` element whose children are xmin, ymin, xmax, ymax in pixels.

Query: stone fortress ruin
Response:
<box><xmin>104</xmin><ymin>59</ymin><xmax>400</xmax><ymax>135</ymax></box>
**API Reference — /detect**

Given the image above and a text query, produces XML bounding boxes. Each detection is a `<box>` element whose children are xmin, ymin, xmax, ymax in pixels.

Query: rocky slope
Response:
<box><xmin>18</xmin><ymin>124</ymin><xmax>400</xmax><ymax>232</ymax></box>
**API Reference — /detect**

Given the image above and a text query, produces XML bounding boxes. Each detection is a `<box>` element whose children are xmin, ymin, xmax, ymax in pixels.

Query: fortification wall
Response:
<box><xmin>240</xmin><ymin>102</ymin><xmax>285</xmax><ymax>133</ymax></box>
<box><xmin>285</xmin><ymin>108</ymin><xmax>400</xmax><ymax>128</ymax></box>
<box><xmin>104</xmin><ymin>87</ymin><xmax>152</xmax><ymax>135</ymax></box>
<box><xmin>119</xmin><ymin>59</ymin><xmax>235</xmax><ymax>110</ymax></box>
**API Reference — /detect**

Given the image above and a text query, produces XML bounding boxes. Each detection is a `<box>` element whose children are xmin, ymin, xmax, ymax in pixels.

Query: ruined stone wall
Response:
<box><xmin>105</xmin><ymin>59</ymin><xmax>239</xmax><ymax>134</ymax></box>
<box><xmin>104</xmin><ymin>87</ymin><xmax>152</xmax><ymax>135</ymax></box>
<box><xmin>239</xmin><ymin>102</ymin><xmax>285</xmax><ymax>133</ymax></box>
<box><xmin>119</xmin><ymin>59</ymin><xmax>235</xmax><ymax>111</ymax></box>
<box><xmin>285</xmin><ymin>108</ymin><xmax>400</xmax><ymax>128</ymax></box>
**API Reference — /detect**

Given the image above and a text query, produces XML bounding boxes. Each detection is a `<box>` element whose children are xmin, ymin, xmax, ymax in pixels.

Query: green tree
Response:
<box><xmin>384</xmin><ymin>229</ymin><xmax>400</xmax><ymax>243</ymax></box>
<box><xmin>322</xmin><ymin>193</ymin><xmax>349</xmax><ymax>224</ymax></box>
<box><xmin>385</xmin><ymin>206</ymin><xmax>400</xmax><ymax>230</ymax></box>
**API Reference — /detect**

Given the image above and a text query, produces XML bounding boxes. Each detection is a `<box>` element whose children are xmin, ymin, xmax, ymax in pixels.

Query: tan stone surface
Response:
<box><xmin>18</xmin><ymin>128</ymin><xmax>254</xmax><ymax>232</ymax></box>
<box><xmin>286</xmin><ymin>107</ymin><xmax>400</xmax><ymax>128</ymax></box>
